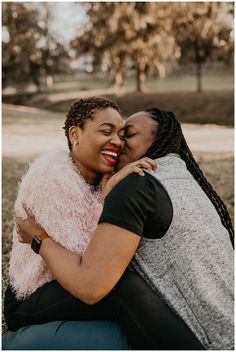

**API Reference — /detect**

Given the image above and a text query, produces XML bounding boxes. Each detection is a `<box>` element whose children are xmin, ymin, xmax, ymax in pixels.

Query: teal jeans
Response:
<box><xmin>2</xmin><ymin>320</ymin><xmax>129</xmax><ymax>350</ymax></box>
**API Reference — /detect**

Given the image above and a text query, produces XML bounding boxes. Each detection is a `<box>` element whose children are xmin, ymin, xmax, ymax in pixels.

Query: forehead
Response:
<box><xmin>89</xmin><ymin>107</ymin><xmax>124</xmax><ymax>128</ymax></box>
<box><xmin>125</xmin><ymin>112</ymin><xmax>156</xmax><ymax>130</ymax></box>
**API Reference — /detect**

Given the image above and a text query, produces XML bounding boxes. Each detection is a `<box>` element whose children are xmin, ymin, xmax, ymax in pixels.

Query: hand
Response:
<box><xmin>15</xmin><ymin>212</ymin><xmax>45</xmax><ymax>244</ymax></box>
<box><xmin>100</xmin><ymin>172</ymin><xmax>113</xmax><ymax>195</ymax></box>
<box><xmin>101</xmin><ymin>157</ymin><xmax>157</xmax><ymax>199</ymax></box>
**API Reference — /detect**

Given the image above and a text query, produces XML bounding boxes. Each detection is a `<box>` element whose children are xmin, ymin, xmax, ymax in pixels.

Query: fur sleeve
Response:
<box><xmin>10</xmin><ymin>151</ymin><xmax>103</xmax><ymax>299</ymax></box>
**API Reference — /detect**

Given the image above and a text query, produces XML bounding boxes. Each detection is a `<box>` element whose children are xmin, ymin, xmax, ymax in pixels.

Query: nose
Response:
<box><xmin>110</xmin><ymin>133</ymin><xmax>122</xmax><ymax>148</ymax></box>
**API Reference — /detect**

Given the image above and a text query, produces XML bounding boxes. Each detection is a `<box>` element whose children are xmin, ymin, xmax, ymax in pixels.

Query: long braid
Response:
<box><xmin>144</xmin><ymin>108</ymin><xmax>234</xmax><ymax>247</ymax></box>
<box><xmin>180</xmin><ymin>136</ymin><xmax>234</xmax><ymax>247</ymax></box>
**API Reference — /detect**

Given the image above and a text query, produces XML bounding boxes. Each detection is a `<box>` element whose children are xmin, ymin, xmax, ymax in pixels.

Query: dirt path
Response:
<box><xmin>3</xmin><ymin>104</ymin><xmax>234</xmax><ymax>158</ymax></box>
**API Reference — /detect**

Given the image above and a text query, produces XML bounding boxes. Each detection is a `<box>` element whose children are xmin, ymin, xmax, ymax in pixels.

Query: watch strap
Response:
<box><xmin>36</xmin><ymin>232</ymin><xmax>49</xmax><ymax>241</ymax></box>
<box><xmin>31</xmin><ymin>232</ymin><xmax>49</xmax><ymax>254</ymax></box>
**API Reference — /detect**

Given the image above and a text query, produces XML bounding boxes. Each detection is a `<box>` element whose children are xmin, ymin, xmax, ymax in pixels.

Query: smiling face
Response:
<box><xmin>69</xmin><ymin>107</ymin><xmax>125</xmax><ymax>184</ymax></box>
<box><xmin>117</xmin><ymin>111</ymin><xmax>158</xmax><ymax>170</ymax></box>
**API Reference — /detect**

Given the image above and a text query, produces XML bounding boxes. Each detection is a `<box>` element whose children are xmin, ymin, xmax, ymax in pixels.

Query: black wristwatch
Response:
<box><xmin>31</xmin><ymin>232</ymin><xmax>49</xmax><ymax>254</ymax></box>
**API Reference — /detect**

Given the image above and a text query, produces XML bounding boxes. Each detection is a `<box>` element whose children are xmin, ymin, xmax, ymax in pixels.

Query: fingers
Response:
<box><xmin>125</xmin><ymin>157</ymin><xmax>158</xmax><ymax>177</ymax></box>
<box><xmin>15</xmin><ymin>223</ymin><xmax>23</xmax><ymax>243</ymax></box>
<box><xmin>136</xmin><ymin>161</ymin><xmax>153</xmax><ymax>172</ymax></box>
<box><xmin>15</xmin><ymin>218</ymin><xmax>21</xmax><ymax>233</ymax></box>
<box><xmin>22</xmin><ymin>203</ymin><xmax>33</xmax><ymax>218</ymax></box>
<box><xmin>15</xmin><ymin>216</ymin><xmax>27</xmax><ymax>242</ymax></box>
<box><xmin>132</xmin><ymin>166</ymin><xmax>145</xmax><ymax>177</ymax></box>
<box><xmin>134</xmin><ymin>157</ymin><xmax>157</xmax><ymax>171</ymax></box>
<box><xmin>15</xmin><ymin>216</ymin><xmax>25</xmax><ymax>229</ymax></box>
<box><xmin>18</xmin><ymin>233</ymin><xmax>23</xmax><ymax>243</ymax></box>
<box><xmin>143</xmin><ymin>157</ymin><xmax>157</xmax><ymax>170</ymax></box>
<box><xmin>22</xmin><ymin>203</ymin><xmax>28</xmax><ymax>212</ymax></box>
<box><xmin>15</xmin><ymin>216</ymin><xmax>22</xmax><ymax>224</ymax></box>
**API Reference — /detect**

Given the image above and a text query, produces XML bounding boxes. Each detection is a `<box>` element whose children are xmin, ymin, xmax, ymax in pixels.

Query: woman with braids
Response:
<box><xmin>10</xmin><ymin>108</ymin><xmax>233</xmax><ymax>350</ymax></box>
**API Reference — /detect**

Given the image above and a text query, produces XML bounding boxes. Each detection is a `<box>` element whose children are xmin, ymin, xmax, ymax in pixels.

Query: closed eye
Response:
<box><xmin>125</xmin><ymin>133</ymin><xmax>135</xmax><ymax>139</ymax></box>
<box><xmin>124</xmin><ymin>126</ymin><xmax>136</xmax><ymax>139</ymax></box>
<box><xmin>101</xmin><ymin>130</ymin><xmax>112</xmax><ymax>135</ymax></box>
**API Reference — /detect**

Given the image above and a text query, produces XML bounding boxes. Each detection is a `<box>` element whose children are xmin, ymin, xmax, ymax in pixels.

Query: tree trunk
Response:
<box><xmin>32</xmin><ymin>74</ymin><xmax>41</xmax><ymax>92</ymax></box>
<box><xmin>158</xmin><ymin>63</ymin><xmax>166</xmax><ymax>79</ymax></box>
<box><xmin>46</xmin><ymin>74</ymin><xmax>53</xmax><ymax>88</ymax></box>
<box><xmin>115</xmin><ymin>70</ymin><xmax>124</xmax><ymax>88</ymax></box>
<box><xmin>196</xmin><ymin>61</ymin><xmax>202</xmax><ymax>93</ymax></box>
<box><xmin>136</xmin><ymin>62</ymin><xmax>146</xmax><ymax>92</ymax></box>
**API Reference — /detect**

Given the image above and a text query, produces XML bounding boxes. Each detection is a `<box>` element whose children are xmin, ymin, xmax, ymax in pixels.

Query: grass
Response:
<box><xmin>2</xmin><ymin>157</ymin><xmax>31</xmax><ymax>333</ymax></box>
<box><xmin>3</xmin><ymin>66</ymin><xmax>233</xmax><ymax>95</ymax></box>
<box><xmin>2</xmin><ymin>70</ymin><xmax>234</xmax><ymax>126</ymax></box>
<box><xmin>2</xmin><ymin>153</ymin><xmax>234</xmax><ymax>333</ymax></box>
<box><xmin>4</xmin><ymin>90</ymin><xmax>233</xmax><ymax>127</ymax></box>
<box><xmin>107</xmin><ymin>90</ymin><xmax>234</xmax><ymax>125</ymax></box>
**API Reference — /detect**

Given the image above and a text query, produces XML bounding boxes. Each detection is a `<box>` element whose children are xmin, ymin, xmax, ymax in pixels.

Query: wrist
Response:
<box><xmin>38</xmin><ymin>236</ymin><xmax>51</xmax><ymax>255</ymax></box>
<box><xmin>31</xmin><ymin>232</ymin><xmax>50</xmax><ymax>254</ymax></box>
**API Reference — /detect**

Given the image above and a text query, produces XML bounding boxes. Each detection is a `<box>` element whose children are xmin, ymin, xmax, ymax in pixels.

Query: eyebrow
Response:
<box><xmin>98</xmin><ymin>123</ymin><xmax>116</xmax><ymax>128</ymax></box>
<box><xmin>99</xmin><ymin>123</ymin><xmax>124</xmax><ymax>132</ymax></box>
<box><xmin>124</xmin><ymin>124</ymin><xmax>135</xmax><ymax>131</ymax></box>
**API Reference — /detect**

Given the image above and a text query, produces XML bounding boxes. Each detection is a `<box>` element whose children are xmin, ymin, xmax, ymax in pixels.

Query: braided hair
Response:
<box><xmin>144</xmin><ymin>108</ymin><xmax>234</xmax><ymax>247</ymax></box>
<box><xmin>64</xmin><ymin>97</ymin><xmax>120</xmax><ymax>150</ymax></box>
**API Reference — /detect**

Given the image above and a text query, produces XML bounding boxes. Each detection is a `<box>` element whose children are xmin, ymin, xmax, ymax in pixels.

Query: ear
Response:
<box><xmin>68</xmin><ymin>126</ymin><xmax>82</xmax><ymax>146</ymax></box>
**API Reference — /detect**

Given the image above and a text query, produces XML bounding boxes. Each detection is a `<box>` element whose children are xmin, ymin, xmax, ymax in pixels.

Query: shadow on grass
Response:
<box><xmin>3</xmin><ymin>89</ymin><xmax>234</xmax><ymax>126</ymax></box>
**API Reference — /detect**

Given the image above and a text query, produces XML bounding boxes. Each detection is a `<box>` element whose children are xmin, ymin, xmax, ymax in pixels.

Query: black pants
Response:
<box><xmin>4</xmin><ymin>270</ymin><xmax>204</xmax><ymax>350</ymax></box>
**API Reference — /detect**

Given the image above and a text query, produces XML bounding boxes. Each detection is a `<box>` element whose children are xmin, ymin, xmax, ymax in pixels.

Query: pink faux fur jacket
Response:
<box><xmin>9</xmin><ymin>150</ymin><xmax>103</xmax><ymax>300</ymax></box>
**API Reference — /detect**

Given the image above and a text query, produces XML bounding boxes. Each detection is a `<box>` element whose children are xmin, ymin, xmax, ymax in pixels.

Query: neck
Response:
<box><xmin>70</xmin><ymin>152</ymin><xmax>101</xmax><ymax>186</ymax></box>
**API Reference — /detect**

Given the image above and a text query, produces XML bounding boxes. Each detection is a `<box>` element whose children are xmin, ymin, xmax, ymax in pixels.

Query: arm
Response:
<box><xmin>16</xmin><ymin>218</ymin><xmax>140</xmax><ymax>304</ymax></box>
<box><xmin>16</xmin><ymin>172</ymin><xmax>153</xmax><ymax>304</ymax></box>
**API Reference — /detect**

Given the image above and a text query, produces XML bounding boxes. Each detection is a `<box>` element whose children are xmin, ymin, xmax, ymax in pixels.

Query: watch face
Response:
<box><xmin>31</xmin><ymin>236</ymin><xmax>41</xmax><ymax>253</ymax></box>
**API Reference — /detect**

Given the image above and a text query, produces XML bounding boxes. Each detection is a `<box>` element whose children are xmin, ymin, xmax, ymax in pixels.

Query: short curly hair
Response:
<box><xmin>63</xmin><ymin>97</ymin><xmax>121</xmax><ymax>150</ymax></box>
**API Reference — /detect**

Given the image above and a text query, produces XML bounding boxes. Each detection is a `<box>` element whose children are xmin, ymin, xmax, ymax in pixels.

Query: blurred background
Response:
<box><xmin>2</xmin><ymin>2</ymin><xmax>234</xmax><ymax>114</ymax></box>
<box><xmin>2</xmin><ymin>1</ymin><xmax>234</xmax><ymax>331</ymax></box>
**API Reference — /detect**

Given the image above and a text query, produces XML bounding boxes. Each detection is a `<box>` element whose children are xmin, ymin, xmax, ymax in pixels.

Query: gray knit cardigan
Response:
<box><xmin>131</xmin><ymin>154</ymin><xmax>234</xmax><ymax>350</ymax></box>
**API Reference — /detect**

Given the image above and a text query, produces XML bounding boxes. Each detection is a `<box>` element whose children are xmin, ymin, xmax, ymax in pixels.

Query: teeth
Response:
<box><xmin>101</xmin><ymin>151</ymin><xmax>117</xmax><ymax>157</ymax></box>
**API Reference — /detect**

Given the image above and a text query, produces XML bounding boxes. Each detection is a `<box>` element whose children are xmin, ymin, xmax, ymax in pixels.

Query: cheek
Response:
<box><xmin>80</xmin><ymin>134</ymin><xmax>103</xmax><ymax>152</ymax></box>
<box><xmin>139</xmin><ymin>136</ymin><xmax>154</xmax><ymax>155</ymax></box>
<box><xmin>120</xmin><ymin>140</ymin><xmax>125</xmax><ymax>151</ymax></box>
<box><xmin>131</xmin><ymin>139</ymin><xmax>147</xmax><ymax>157</ymax></box>
<box><xmin>76</xmin><ymin>139</ymin><xmax>99</xmax><ymax>161</ymax></box>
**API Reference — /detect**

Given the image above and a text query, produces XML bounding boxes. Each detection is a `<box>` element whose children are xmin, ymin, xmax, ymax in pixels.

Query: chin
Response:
<box><xmin>100</xmin><ymin>164</ymin><xmax>115</xmax><ymax>173</ymax></box>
